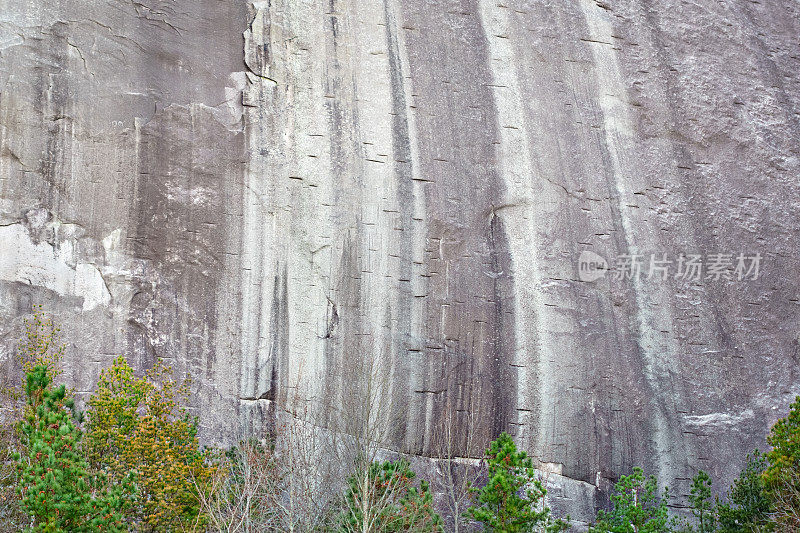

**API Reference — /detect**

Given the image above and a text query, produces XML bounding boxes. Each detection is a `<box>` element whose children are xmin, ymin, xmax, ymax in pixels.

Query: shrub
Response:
<box><xmin>195</xmin><ymin>439</ymin><xmax>280</xmax><ymax>532</ymax></box>
<box><xmin>764</xmin><ymin>398</ymin><xmax>800</xmax><ymax>491</ymax></box>
<box><xmin>0</xmin><ymin>378</ymin><xmax>23</xmax><ymax>532</ymax></box>
<box><xmin>0</xmin><ymin>419</ymin><xmax>22</xmax><ymax>532</ymax></box>
<box><xmin>85</xmin><ymin>356</ymin><xmax>215</xmax><ymax>532</ymax></box>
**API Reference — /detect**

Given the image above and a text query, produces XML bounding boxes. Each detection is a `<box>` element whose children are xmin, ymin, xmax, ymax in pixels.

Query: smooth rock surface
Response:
<box><xmin>2</xmin><ymin>0</ymin><xmax>799</xmax><ymax>519</ymax></box>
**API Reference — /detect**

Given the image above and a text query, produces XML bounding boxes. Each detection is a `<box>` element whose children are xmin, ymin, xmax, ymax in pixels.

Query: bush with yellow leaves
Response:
<box><xmin>85</xmin><ymin>356</ymin><xmax>216</xmax><ymax>532</ymax></box>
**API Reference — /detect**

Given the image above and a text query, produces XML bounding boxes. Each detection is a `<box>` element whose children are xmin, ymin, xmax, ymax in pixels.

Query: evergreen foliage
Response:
<box><xmin>8</xmin><ymin>310</ymin><xmax>800</xmax><ymax>532</ymax></box>
<box><xmin>339</xmin><ymin>459</ymin><xmax>443</xmax><ymax>532</ymax></box>
<box><xmin>466</xmin><ymin>432</ymin><xmax>568</xmax><ymax>532</ymax></box>
<box><xmin>764</xmin><ymin>398</ymin><xmax>800</xmax><ymax>531</ymax></box>
<box><xmin>15</xmin><ymin>365</ymin><xmax>133</xmax><ymax>532</ymax></box>
<box><xmin>1</xmin><ymin>307</ymin><xmax>66</xmax><ymax>531</ymax></box>
<box><xmin>688</xmin><ymin>471</ymin><xmax>714</xmax><ymax>533</ymax></box>
<box><xmin>590</xmin><ymin>467</ymin><xmax>669</xmax><ymax>533</ymax></box>
<box><xmin>715</xmin><ymin>452</ymin><xmax>771</xmax><ymax>532</ymax></box>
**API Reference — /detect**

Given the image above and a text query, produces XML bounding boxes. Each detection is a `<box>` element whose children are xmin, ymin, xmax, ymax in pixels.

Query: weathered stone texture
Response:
<box><xmin>2</xmin><ymin>0</ymin><xmax>799</xmax><ymax>520</ymax></box>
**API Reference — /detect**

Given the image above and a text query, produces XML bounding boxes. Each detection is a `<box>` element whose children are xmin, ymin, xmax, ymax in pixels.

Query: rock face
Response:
<box><xmin>1</xmin><ymin>0</ymin><xmax>799</xmax><ymax>521</ymax></box>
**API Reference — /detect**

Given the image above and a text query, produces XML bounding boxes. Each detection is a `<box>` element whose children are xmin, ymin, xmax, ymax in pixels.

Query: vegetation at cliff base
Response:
<box><xmin>2</xmin><ymin>311</ymin><xmax>800</xmax><ymax>532</ymax></box>
<box><xmin>16</xmin><ymin>365</ymin><xmax>133</xmax><ymax>532</ymax></box>
<box><xmin>764</xmin><ymin>396</ymin><xmax>800</xmax><ymax>531</ymax></box>
<box><xmin>686</xmin><ymin>470</ymin><xmax>714</xmax><ymax>533</ymax></box>
<box><xmin>715</xmin><ymin>452</ymin><xmax>770</xmax><ymax>532</ymax></box>
<box><xmin>85</xmin><ymin>356</ymin><xmax>216</xmax><ymax>532</ymax></box>
<box><xmin>590</xmin><ymin>467</ymin><xmax>669</xmax><ymax>533</ymax></box>
<box><xmin>590</xmin><ymin>397</ymin><xmax>800</xmax><ymax>533</ymax></box>
<box><xmin>338</xmin><ymin>459</ymin><xmax>443</xmax><ymax>532</ymax></box>
<box><xmin>466</xmin><ymin>432</ymin><xmax>567</xmax><ymax>532</ymax></box>
<box><xmin>3</xmin><ymin>313</ymin><xmax>213</xmax><ymax>532</ymax></box>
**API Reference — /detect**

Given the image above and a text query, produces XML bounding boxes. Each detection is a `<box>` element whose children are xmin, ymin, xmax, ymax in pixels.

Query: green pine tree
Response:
<box><xmin>338</xmin><ymin>459</ymin><xmax>442</xmax><ymax>532</ymax></box>
<box><xmin>396</xmin><ymin>479</ymin><xmax>442</xmax><ymax>532</ymax></box>
<box><xmin>763</xmin><ymin>397</ymin><xmax>800</xmax><ymax>531</ymax></box>
<box><xmin>15</xmin><ymin>365</ymin><xmax>133</xmax><ymax>533</ymax></box>
<box><xmin>715</xmin><ymin>452</ymin><xmax>771</xmax><ymax>532</ymax></box>
<box><xmin>590</xmin><ymin>467</ymin><xmax>669</xmax><ymax>533</ymax></box>
<box><xmin>764</xmin><ymin>397</ymin><xmax>800</xmax><ymax>492</ymax></box>
<box><xmin>465</xmin><ymin>432</ymin><xmax>568</xmax><ymax>532</ymax></box>
<box><xmin>688</xmin><ymin>471</ymin><xmax>715</xmax><ymax>533</ymax></box>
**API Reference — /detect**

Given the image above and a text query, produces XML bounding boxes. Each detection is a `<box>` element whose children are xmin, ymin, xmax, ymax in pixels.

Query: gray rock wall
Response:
<box><xmin>2</xmin><ymin>0</ymin><xmax>799</xmax><ymax>519</ymax></box>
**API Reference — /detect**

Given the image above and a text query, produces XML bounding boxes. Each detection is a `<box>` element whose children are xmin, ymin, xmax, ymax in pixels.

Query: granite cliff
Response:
<box><xmin>1</xmin><ymin>0</ymin><xmax>799</xmax><ymax>524</ymax></box>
